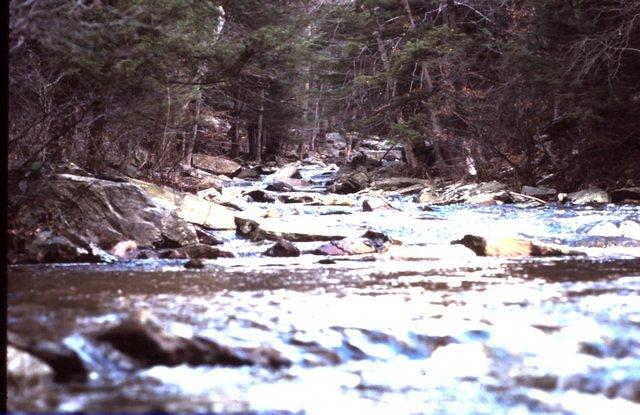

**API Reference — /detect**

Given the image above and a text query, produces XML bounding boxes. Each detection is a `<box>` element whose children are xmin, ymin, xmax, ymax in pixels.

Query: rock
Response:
<box><xmin>172</xmin><ymin>192</ymin><xmax>239</xmax><ymax>230</ymax></box>
<box><xmin>195</xmin><ymin>226</ymin><xmax>224</xmax><ymax>245</ymax></box>
<box><xmin>243</xmin><ymin>189</ymin><xmax>280</xmax><ymax>203</ymax></box>
<box><xmin>263</xmin><ymin>239</ymin><xmax>301</xmax><ymax>257</ymax></box>
<box><xmin>363</xmin><ymin>197</ymin><xmax>392</xmax><ymax>211</ymax></box>
<box><xmin>24</xmin><ymin>231</ymin><xmax>110</xmax><ymax>264</ymax></box>
<box><xmin>11</xmin><ymin>173</ymin><xmax>201</xmax><ymax>253</ymax></box>
<box><xmin>317</xmin><ymin>194</ymin><xmax>356</xmax><ymax>207</ymax></box>
<box><xmin>466</xmin><ymin>191</ymin><xmax>514</xmax><ymax>206</ymax></box>
<box><xmin>416</xmin><ymin>181</ymin><xmax>508</xmax><ymax>205</ymax></box>
<box><xmin>184</xmin><ymin>258</ymin><xmax>206</xmax><ymax>269</ymax></box>
<box><xmin>265</xmin><ymin>181</ymin><xmax>295</xmax><ymax>192</ymax></box>
<box><xmin>8</xmin><ymin>332</ymin><xmax>88</xmax><ymax>382</ymax></box>
<box><xmin>191</xmin><ymin>154</ymin><xmax>241</xmax><ymax>176</ymax></box>
<box><xmin>521</xmin><ymin>185</ymin><xmax>557</xmax><ymax>200</ymax></box>
<box><xmin>94</xmin><ymin>311</ymin><xmax>290</xmax><ymax>369</ymax></box>
<box><xmin>384</xmin><ymin>244</ymin><xmax>477</xmax><ymax>260</ymax></box>
<box><xmin>313</xmin><ymin>238</ymin><xmax>378</xmax><ymax>256</ymax></box>
<box><xmin>196</xmin><ymin>187</ymin><xmax>223</xmax><ymax>202</ymax></box>
<box><xmin>7</xmin><ymin>345</ymin><xmax>54</xmax><ymax>385</ymax></box>
<box><xmin>370</xmin><ymin>177</ymin><xmax>430</xmax><ymax>191</ymax></box>
<box><xmin>313</xmin><ymin>230</ymin><xmax>396</xmax><ymax>256</ymax></box>
<box><xmin>610</xmin><ymin>187</ymin><xmax>640</xmax><ymax>203</ymax></box>
<box><xmin>280</xmin><ymin>193</ymin><xmax>319</xmax><ymax>204</ymax></box>
<box><xmin>235</xmin><ymin>216</ymin><xmax>348</xmax><ymax>242</ymax></box>
<box><xmin>328</xmin><ymin>170</ymin><xmax>371</xmax><ymax>194</ymax></box>
<box><xmin>7</xmin><ymin>346</ymin><xmax>56</xmax><ymax>412</ymax></box>
<box><xmin>268</xmin><ymin>163</ymin><xmax>301</xmax><ymax>182</ymax></box>
<box><xmin>110</xmin><ymin>240</ymin><xmax>138</xmax><ymax>260</ymax></box>
<box><xmin>235</xmin><ymin>166</ymin><xmax>261</xmax><ymax>180</ymax></box>
<box><xmin>179</xmin><ymin>167</ymin><xmax>224</xmax><ymax>192</ymax></box>
<box><xmin>566</xmin><ymin>187</ymin><xmax>610</xmax><ymax>204</ymax></box>
<box><xmin>451</xmin><ymin>234</ymin><xmax>582</xmax><ymax>257</ymax></box>
<box><xmin>160</xmin><ymin>244</ymin><xmax>235</xmax><ymax>259</ymax></box>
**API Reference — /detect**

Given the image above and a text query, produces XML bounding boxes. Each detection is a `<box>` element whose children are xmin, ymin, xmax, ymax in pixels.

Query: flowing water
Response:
<box><xmin>7</xmin><ymin>165</ymin><xmax>640</xmax><ymax>414</ymax></box>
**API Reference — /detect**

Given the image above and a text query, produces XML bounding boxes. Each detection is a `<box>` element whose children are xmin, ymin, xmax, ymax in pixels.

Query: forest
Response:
<box><xmin>9</xmin><ymin>0</ymin><xmax>640</xmax><ymax>189</ymax></box>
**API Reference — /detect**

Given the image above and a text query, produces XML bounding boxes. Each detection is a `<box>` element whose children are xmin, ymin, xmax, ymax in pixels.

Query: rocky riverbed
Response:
<box><xmin>7</xmin><ymin>157</ymin><xmax>640</xmax><ymax>413</ymax></box>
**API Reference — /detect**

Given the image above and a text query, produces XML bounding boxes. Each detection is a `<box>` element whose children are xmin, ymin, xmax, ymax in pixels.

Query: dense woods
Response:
<box><xmin>9</xmin><ymin>0</ymin><xmax>640</xmax><ymax>189</ymax></box>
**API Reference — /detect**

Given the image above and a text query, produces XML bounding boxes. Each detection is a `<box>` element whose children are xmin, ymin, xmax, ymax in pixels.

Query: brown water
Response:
<box><xmin>7</xmin><ymin>167</ymin><xmax>640</xmax><ymax>414</ymax></box>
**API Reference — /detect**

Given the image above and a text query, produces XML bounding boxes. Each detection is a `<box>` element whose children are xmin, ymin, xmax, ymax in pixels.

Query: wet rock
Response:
<box><xmin>243</xmin><ymin>189</ymin><xmax>280</xmax><ymax>203</ymax></box>
<box><xmin>313</xmin><ymin>238</ymin><xmax>378</xmax><ymax>256</ymax></box>
<box><xmin>521</xmin><ymin>185</ymin><xmax>557</xmax><ymax>200</ymax></box>
<box><xmin>384</xmin><ymin>244</ymin><xmax>477</xmax><ymax>260</ymax></box>
<box><xmin>610</xmin><ymin>187</ymin><xmax>640</xmax><ymax>204</ymax></box>
<box><xmin>196</xmin><ymin>187</ymin><xmax>223</xmax><ymax>202</ymax></box>
<box><xmin>235</xmin><ymin>216</ymin><xmax>348</xmax><ymax>242</ymax></box>
<box><xmin>328</xmin><ymin>170</ymin><xmax>371</xmax><ymax>194</ymax></box>
<box><xmin>160</xmin><ymin>244</ymin><xmax>235</xmax><ymax>259</ymax></box>
<box><xmin>9</xmin><ymin>172</ymin><xmax>206</xmax><ymax>256</ymax></box>
<box><xmin>515</xmin><ymin>374</ymin><xmax>558</xmax><ymax>391</ymax></box>
<box><xmin>7</xmin><ymin>346</ymin><xmax>56</xmax><ymax>412</ymax></box>
<box><xmin>451</xmin><ymin>234</ymin><xmax>582</xmax><ymax>257</ymax></box>
<box><xmin>317</xmin><ymin>194</ymin><xmax>356</xmax><ymax>207</ymax></box>
<box><xmin>362</xmin><ymin>197</ymin><xmax>392</xmax><ymax>211</ymax></box>
<box><xmin>7</xmin><ymin>345</ymin><xmax>54</xmax><ymax>385</ymax></box>
<box><xmin>265</xmin><ymin>181</ymin><xmax>295</xmax><ymax>192</ymax></box>
<box><xmin>313</xmin><ymin>230</ymin><xmax>395</xmax><ymax>256</ymax></box>
<box><xmin>280</xmin><ymin>193</ymin><xmax>319</xmax><ymax>204</ymax></box>
<box><xmin>269</xmin><ymin>163</ymin><xmax>301</xmax><ymax>182</ymax></box>
<box><xmin>184</xmin><ymin>258</ymin><xmax>206</xmax><ymax>269</ymax></box>
<box><xmin>235</xmin><ymin>166</ymin><xmax>261</xmax><ymax>180</ymax></box>
<box><xmin>8</xmin><ymin>331</ymin><xmax>88</xmax><ymax>382</ymax></box>
<box><xmin>24</xmin><ymin>230</ymin><xmax>111</xmax><ymax>264</ymax></box>
<box><xmin>195</xmin><ymin>226</ymin><xmax>224</xmax><ymax>245</ymax></box>
<box><xmin>94</xmin><ymin>311</ymin><xmax>290</xmax><ymax>369</ymax></box>
<box><xmin>263</xmin><ymin>239</ymin><xmax>301</xmax><ymax>257</ymax></box>
<box><xmin>110</xmin><ymin>240</ymin><xmax>138</xmax><ymax>261</ymax></box>
<box><xmin>191</xmin><ymin>154</ymin><xmax>241</xmax><ymax>176</ymax></box>
<box><xmin>179</xmin><ymin>167</ymin><xmax>224</xmax><ymax>192</ymax></box>
<box><xmin>607</xmin><ymin>379</ymin><xmax>640</xmax><ymax>403</ymax></box>
<box><xmin>466</xmin><ymin>191</ymin><xmax>515</xmax><ymax>206</ymax></box>
<box><xmin>417</xmin><ymin>181</ymin><xmax>508</xmax><ymax>205</ymax></box>
<box><xmin>370</xmin><ymin>177</ymin><xmax>430</xmax><ymax>191</ymax></box>
<box><xmin>566</xmin><ymin>187</ymin><xmax>610</xmax><ymax>204</ymax></box>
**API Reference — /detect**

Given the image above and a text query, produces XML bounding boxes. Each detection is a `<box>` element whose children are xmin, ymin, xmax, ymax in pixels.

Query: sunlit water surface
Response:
<box><xmin>7</xmin><ymin>170</ymin><xmax>640</xmax><ymax>414</ymax></box>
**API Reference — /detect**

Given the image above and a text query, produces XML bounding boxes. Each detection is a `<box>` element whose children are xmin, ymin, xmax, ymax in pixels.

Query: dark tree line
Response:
<box><xmin>9</xmin><ymin>0</ymin><xmax>640</xmax><ymax>188</ymax></box>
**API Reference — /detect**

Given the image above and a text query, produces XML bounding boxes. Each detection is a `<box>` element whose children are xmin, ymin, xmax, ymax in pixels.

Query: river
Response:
<box><xmin>7</xmin><ymin>165</ymin><xmax>640</xmax><ymax>414</ymax></box>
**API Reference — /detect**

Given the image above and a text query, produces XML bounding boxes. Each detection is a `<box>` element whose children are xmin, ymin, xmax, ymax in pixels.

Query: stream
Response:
<box><xmin>7</xmin><ymin>165</ymin><xmax>640</xmax><ymax>414</ymax></box>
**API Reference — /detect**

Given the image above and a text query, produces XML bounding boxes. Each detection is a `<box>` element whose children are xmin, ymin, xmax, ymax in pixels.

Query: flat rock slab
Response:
<box><xmin>235</xmin><ymin>216</ymin><xmax>349</xmax><ymax>242</ymax></box>
<box><xmin>191</xmin><ymin>154</ymin><xmax>241</xmax><ymax>176</ymax></box>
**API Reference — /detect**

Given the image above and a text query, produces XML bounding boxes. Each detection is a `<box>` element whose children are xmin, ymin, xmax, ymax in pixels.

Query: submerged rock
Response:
<box><xmin>191</xmin><ymin>154</ymin><xmax>241</xmax><ymax>176</ymax></box>
<box><xmin>263</xmin><ymin>239</ymin><xmax>301</xmax><ymax>257</ymax></box>
<box><xmin>94</xmin><ymin>311</ymin><xmax>290</xmax><ymax>369</ymax></box>
<box><xmin>451</xmin><ymin>234</ymin><xmax>581</xmax><ymax>257</ymax></box>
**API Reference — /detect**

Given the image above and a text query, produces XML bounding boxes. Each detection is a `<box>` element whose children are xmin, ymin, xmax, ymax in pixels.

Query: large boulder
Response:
<box><xmin>191</xmin><ymin>154</ymin><xmax>241</xmax><ymax>176</ymax></box>
<box><xmin>9</xmin><ymin>170</ymin><xmax>240</xmax><ymax>262</ymax></box>
<box><xmin>328</xmin><ymin>169</ymin><xmax>371</xmax><ymax>194</ymax></box>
